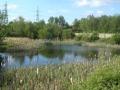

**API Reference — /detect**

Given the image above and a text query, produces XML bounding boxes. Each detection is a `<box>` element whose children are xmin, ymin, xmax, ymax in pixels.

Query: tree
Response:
<box><xmin>46</xmin><ymin>24</ymin><xmax>61</xmax><ymax>40</ymax></box>
<box><xmin>37</xmin><ymin>20</ymin><xmax>47</xmax><ymax>39</ymax></box>
<box><xmin>62</xmin><ymin>29</ymin><xmax>74</xmax><ymax>39</ymax></box>
<box><xmin>74</xmin><ymin>15</ymin><xmax>120</xmax><ymax>33</ymax></box>
<box><xmin>8</xmin><ymin>17</ymin><xmax>26</xmax><ymax>37</ymax></box>
<box><xmin>73</xmin><ymin>19</ymin><xmax>80</xmax><ymax>32</ymax></box>
<box><xmin>48</xmin><ymin>16</ymin><xmax>55</xmax><ymax>24</ymax></box>
<box><xmin>27</xmin><ymin>22</ymin><xmax>37</xmax><ymax>39</ymax></box>
<box><xmin>0</xmin><ymin>11</ymin><xmax>7</xmax><ymax>43</ymax></box>
<box><xmin>58</xmin><ymin>16</ymin><xmax>66</xmax><ymax>27</ymax></box>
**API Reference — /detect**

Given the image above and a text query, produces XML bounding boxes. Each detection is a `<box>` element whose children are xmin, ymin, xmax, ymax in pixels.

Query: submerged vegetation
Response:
<box><xmin>0</xmin><ymin>55</ymin><xmax>120</xmax><ymax>90</ymax></box>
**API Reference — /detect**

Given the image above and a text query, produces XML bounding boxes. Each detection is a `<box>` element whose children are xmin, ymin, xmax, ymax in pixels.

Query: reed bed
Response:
<box><xmin>0</xmin><ymin>55</ymin><xmax>120</xmax><ymax>90</ymax></box>
<box><xmin>4</xmin><ymin>37</ymin><xmax>44</xmax><ymax>50</ymax></box>
<box><xmin>4</xmin><ymin>37</ymin><xmax>120</xmax><ymax>51</ymax></box>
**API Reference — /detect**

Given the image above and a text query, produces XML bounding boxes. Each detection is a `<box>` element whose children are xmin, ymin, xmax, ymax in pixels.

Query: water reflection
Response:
<box><xmin>0</xmin><ymin>55</ymin><xmax>8</xmax><ymax>70</ymax></box>
<box><xmin>79</xmin><ymin>49</ymin><xmax>99</xmax><ymax>60</ymax></box>
<box><xmin>0</xmin><ymin>44</ymin><xmax>120</xmax><ymax>68</ymax></box>
<box><xmin>0</xmin><ymin>55</ymin><xmax>8</xmax><ymax>87</ymax></box>
<box><xmin>38</xmin><ymin>45</ymin><xmax>65</xmax><ymax>59</ymax></box>
<box><xmin>0</xmin><ymin>55</ymin><xmax>3</xmax><ymax>70</ymax></box>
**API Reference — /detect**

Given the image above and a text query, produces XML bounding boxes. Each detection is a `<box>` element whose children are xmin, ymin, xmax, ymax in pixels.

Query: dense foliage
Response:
<box><xmin>90</xmin><ymin>32</ymin><xmax>99</xmax><ymax>41</ymax></box>
<box><xmin>0</xmin><ymin>12</ymin><xmax>7</xmax><ymax>43</ymax></box>
<box><xmin>111</xmin><ymin>34</ymin><xmax>120</xmax><ymax>44</ymax></box>
<box><xmin>75</xmin><ymin>33</ymin><xmax>99</xmax><ymax>42</ymax></box>
<box><xmin>82</xmin><ymin>57</ymin><xmax>120</xmax><ymax>90</ymax></box>
<box><xmin>1</xmin><ymin>13</ymin><xmax>120</xmax><ymax>40</ymax></box>
<box><xmin>73</xmin><ymin>15</ymin><xmax>120</xmax><ymax>33</ymax></box>
<box><xmin>7</xmin><ymin>16</ymin><xmax>73</xmax><ymax>40</ymax></box>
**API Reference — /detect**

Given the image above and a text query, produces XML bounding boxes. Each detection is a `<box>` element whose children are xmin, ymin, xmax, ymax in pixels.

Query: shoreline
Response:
<box><xmin>1</xmin><ymin>37</ymin><xmax>120</xmax><ymax>51</ymax></box>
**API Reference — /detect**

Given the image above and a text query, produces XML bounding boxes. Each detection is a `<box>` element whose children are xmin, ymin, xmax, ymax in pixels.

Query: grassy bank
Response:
<box><xmin>81</xmin><ymin>41</ymin><xmax>120</xmax><ymax>49</ymax></box>
<box><xmin>2</xmin><ymin>37</ymin><xmax>120</xmax><ymax>51</ymax></box>
<box><xmin>3</xmin><ymin>37</ymin><xmax>44</xmax><ymax>51</ymax></box>
<box><xmin>1</xmin><ymin>56</ymin><xmax>120</xmax><ymax>90</ymax></box>
<box><xmin>3</xmin><ymin>37</ymin><xmax>82</xmax><ymax>51</ymax></box>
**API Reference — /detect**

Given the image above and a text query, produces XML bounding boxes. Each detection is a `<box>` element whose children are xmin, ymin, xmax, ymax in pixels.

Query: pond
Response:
<box><xmin>0</xmin><ymin>44</ymin><xmax>120</xmax><ymax>69</ymax></box>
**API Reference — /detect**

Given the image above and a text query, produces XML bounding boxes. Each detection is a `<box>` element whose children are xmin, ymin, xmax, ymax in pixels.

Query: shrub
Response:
<box><xmin>89</xmin><ymin>32</ymin><xmax>99</xmax><ymax>42</ymax></box>
<box><xmin>75</xmin><ymin>33</ymin><xmax>99</xmax><ymax>42</ymax></box>
<box><xmin>81</xmin><ymin>33</ymin><xmax>90</xmax><ymax>41</ymax></box>
<box><xmin>111</xmin><ymin>34</ymin><xmax>120</xmax><ymax>45</ymax></box>
<box><xmin>0</xmin><ymin>29</ymin><xmax>6</xmax><ymax>43</ymax></box>
<box><xmin>81</xmin><ymin>58</ymin><xmax>120</xmax><ymax>90</ymax></box>
<box><xmin>75</xmin><ymin>35</ymin><xmax>83</xmax><ymax>41</ymax></box>
<box><xmin>62</xmin><ymin>29</ymin><xmax>75</xmax><ymax>39</ymax></box>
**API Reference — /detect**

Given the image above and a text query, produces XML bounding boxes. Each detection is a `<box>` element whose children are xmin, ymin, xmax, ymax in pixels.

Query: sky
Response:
<box><xmin>0</xmin><ymin>0</ymin><xmax>120</xmax><ymax>24</ymax></box>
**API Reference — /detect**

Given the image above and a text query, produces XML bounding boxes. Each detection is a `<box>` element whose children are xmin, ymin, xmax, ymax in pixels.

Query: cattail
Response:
<box><xmin>37</xmin><ymin>68</ymin><xmax>39</xmax><ymax>75</ymax></box>
<box><xmin>69</xmin><ymin>76</ymin><xmax>73</xmax><ymax>85</ymax></box>
<box><xmin>20</xmin><ymin>80</ymin><xmax>23</xmax><ymax>84</ymax></box>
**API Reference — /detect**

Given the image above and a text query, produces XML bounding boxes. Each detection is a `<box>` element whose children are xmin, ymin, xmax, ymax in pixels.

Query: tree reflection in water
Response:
<box><xmin>0</xmin><ymin>55</ymin><xmax>7</xmax><ymax>87</ymax></box>
<box><xmin>0</xmin><ymin>44</ymin><xmax>120</xmax><ymax>68</ymax></box>
<box><xmin>38</xmin><ymin>44</ymin><xmax>65</xmax><ymax>60</ymax></box>
<box><xmin>0</xmin><ymin>55</ymin><xmax>4</xmax><ymax>71</ymax></box>
<box><xmin>0</xmin><ymin>55</ymin><xmax>8</xmax><ymax>70</ymax></box>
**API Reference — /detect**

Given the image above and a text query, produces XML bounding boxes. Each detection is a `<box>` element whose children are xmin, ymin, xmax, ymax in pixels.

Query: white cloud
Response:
<box><xmin>0</xmin><ymin>3</ymin><xmax>17</xmax><ymax>10</ymax></box>
<box><xmin>97</xmin><ymin>10</ymin><xmax>104</xmax><ymax>14</ymax></box>
<box><xmin>76</xmin><ymin>0</ymin><xmax>89</xmax><ymax>7</ymax></box>
<box><xmin>74</xmin><ymin>0</ymin><xmax>120</xmax><ymax>7</ymax></box>
<box><xmin>8</xmin><ymin>4</ymin><xmax>18</xmax><ymax>10</ymax></box>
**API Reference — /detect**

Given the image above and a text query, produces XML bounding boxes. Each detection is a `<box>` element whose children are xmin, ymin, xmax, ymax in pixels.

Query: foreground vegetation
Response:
<box><xmin>0</xmin><ymin>55</ymin><xmax>120</xmax><ymax>90</ymax></box>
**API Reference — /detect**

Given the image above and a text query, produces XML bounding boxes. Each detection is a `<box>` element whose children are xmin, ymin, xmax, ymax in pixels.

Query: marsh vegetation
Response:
<box><xmin>0</xmin><ymin>2</ymin><xmax>120</xmax><ymax>89</ymax></box>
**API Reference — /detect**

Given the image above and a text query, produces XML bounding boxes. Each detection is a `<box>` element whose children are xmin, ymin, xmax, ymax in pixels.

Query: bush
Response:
<box><xmin>82</xmin><ymin>59</ymin><xmax>120</xmax><ymax>90</ymax></box>
<box><xmin>75</xmin><ymin>33</ymin><xmax>99</xmax><ymax>42</ymax></box>
<box><xmin>81</xmin><ymin>33</ymin><xmax>90</xmax><ymax>41</ymax></box>
<box><xmin>75</xmin><ymin>35</ymin><xmax>83</xmax><ymax>41</ymax></box>
<box><xmin>89</xmin><ymin>32</ymin><xmax>99</xmax><ymax>42</ymax></box>
<box><xmin>62</xmin><ymin>29</ymin><xmax>75</xmax><ymax>39</ymax></box>
<box><xmin>111</xmin><ymin>34</ymin><xmax>120</xmax><ymax>45</ymax></box>
<box><xmin>0</xmin><ymin>29</ymin><xmax>6</xmax><ymax>43</ymax></box>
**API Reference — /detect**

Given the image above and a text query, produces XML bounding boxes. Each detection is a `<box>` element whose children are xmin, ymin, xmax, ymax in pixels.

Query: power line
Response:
<box><xmin>4</xmin><ymin>1</ymin><xmax>8</xmax><ymax>24</ymax></box>
<box><xmin>0</xmin><ymin>1</ymin><xmax>8</xmax><ymax>25</ymax></box>
<box><xmin>36</xmin><ymin>6</ymin><xmax>39</xmax><ymax>22</ymax></box>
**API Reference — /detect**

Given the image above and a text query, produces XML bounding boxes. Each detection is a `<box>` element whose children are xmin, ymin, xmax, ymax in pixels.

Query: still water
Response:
<box><xmin>0</xmin><ymin>44</ymin><xmax>120</xmax><ymax>68</ymax></box>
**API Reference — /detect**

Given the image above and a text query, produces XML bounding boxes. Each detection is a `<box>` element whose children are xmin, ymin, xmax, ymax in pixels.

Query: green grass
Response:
<box><xmin>81</xmin><ymin>56</ymin><xmax>120</xmax><ymax>90</ymax></box>
<box><xmin>0</xmin><ymin>56</ymin><xmax>120</xmax><ymax>90</ymax></box>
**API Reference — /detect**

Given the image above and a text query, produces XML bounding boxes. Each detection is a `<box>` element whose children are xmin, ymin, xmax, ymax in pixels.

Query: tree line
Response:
<box><xmin>0</xmin><ymin>13</ymin><xmax>120</xmax><ymax>42</ymax></box>
<box><xmin>7</xmin><ymin>16</ymin><xmax>74</xmax><ymax>40</ymax></box>
<box><xmin>73</xmin><ymin>15</ymin><xmax>120</xmax><ymax>33</ymax></box>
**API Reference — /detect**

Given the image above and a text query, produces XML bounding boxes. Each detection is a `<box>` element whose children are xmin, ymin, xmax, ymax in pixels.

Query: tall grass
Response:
<box><xmin>4</xmin><ymin>37</ymin><xmax>81</xmax><ymax>51</ymax></box>
<box><xmin>0</xmin><ymin>55</ymin><xmax>120</xmax><ymax>90</ymax></box>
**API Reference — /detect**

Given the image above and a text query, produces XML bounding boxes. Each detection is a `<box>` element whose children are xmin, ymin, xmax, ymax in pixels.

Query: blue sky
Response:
<box><xmin>0</xmin><ymin>0</ymin><xmax>120</xmax><ymax>24</ymax></box>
